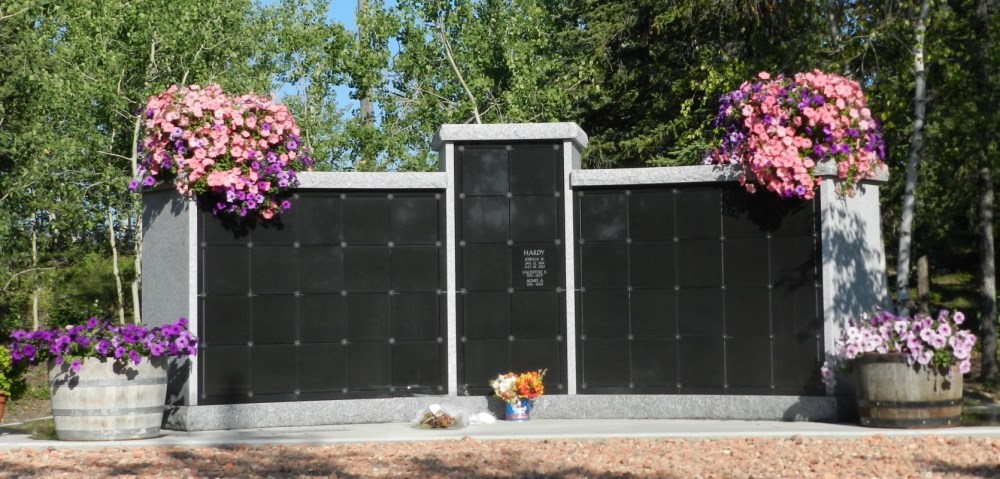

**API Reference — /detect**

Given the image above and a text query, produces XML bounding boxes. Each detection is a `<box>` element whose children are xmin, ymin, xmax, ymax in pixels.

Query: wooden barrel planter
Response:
<box><xmin>855</xmin><ymin>353</ymin><xmax>962</xmax><ymax>428</ymax></box>
<box><xmin>48</xmin><ymin>356</ymin><xmax>168</xmax><ymax>441</ymax></box>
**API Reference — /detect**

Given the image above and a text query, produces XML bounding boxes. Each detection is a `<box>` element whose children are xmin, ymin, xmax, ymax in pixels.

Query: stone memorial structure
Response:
<box><xmin>142</xmin><ymin>122</ymin><xmax>889</xmax><ymax>430</ymax></box>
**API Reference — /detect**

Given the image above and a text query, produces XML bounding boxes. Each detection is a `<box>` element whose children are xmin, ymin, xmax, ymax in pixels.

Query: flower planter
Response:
<box><xmin>49</xmin><ymin>357</ymin><xmax>168</xmax><ymax>441</ymax></box>
<box><xmin>855</xmin><ymin>353</ymin><xmax>962</xmax><ymax>428</ymax></box>
<box><xmin>0</xmin><ymin>392</ymin><xmax>7</xmax><ymax>424</ymax></box>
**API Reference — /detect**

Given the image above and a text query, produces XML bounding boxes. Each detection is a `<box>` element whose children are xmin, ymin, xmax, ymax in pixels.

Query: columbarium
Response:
<box><xmin>141</xmin><ymin>123</ymin><xmax>889</xmax><ymax>430</ymax></box>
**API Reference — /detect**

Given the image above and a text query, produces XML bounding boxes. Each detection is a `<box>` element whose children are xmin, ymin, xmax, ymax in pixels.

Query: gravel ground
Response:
<box><xmin>0</xmin><ymin>435</ymin><xmax>998</xmax><ymax>478</ymax></box>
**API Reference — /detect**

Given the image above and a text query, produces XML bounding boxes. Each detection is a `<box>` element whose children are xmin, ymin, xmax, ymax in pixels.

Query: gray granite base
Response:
<box><xmin>163</xmin><ymin>395</ymin><xmax>840</xmax><ymax>431</ymax></box>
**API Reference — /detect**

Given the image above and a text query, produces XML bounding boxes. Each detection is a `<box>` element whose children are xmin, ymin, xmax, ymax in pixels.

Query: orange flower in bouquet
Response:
<box><xmin>516</xmin><ymin>369</ymin><xmax>545</xmax><ymax>400</ymax></box>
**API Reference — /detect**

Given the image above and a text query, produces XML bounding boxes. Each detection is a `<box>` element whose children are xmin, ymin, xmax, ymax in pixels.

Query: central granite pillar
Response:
<box><xmin>432</xmin><ymin>123</ymin><xmax>587</xmax><ymax>396</ymax></box>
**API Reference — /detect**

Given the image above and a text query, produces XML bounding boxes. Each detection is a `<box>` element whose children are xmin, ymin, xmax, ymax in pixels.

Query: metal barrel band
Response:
<box><xmin>860</xmin><ymin>416</ymin><xmax>958</xmax><ymax>428</ymax></box>
<box><xmin>55</xmin><ymin>426</ymin><xmax>163</xmax><ymax>441</ymax></box>
<box><xmin>52</xmin><ymin>405</ymin><xmax>165</xmax><ymax>417</ymax></box>
<box><xmin>857</xmin><ymin>399</ymin><xmax>961</xmax><ymax>409</ymax></box>
<box><xmin>49</xmin><ymin>376</ymin><xmax>168</xmax><ymax>388</ymax></box>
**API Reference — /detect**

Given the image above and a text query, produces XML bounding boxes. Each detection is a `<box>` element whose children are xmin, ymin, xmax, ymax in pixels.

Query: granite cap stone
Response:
<box><xmin>571</xmin><ymin>164</ymin><xmax>742</xmax><ymax>186</ymax></box>
<box><xmin>297</xmin><ymin>171</ymin><xmax>447</xmax><ymax>189</ymax></box>
<box><xmin>813</xmin><ymin>160</ymin><xmax>889</xmax><ymax>182</ymax></box>
<box><xmin>431</xmin><ymin>122</ymin><xmax>588</xmax><ymax>151</ymax></box>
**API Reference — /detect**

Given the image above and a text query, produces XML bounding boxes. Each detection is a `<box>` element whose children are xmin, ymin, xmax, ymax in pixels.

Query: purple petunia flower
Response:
<box><xmin>128</xmin><ymin>179</ymin><xmax>140</xmax><ymax>191</ymax></box>
<box><xmin>70</xmin><ymin>359</ymin><xmax>82</xmax><ymax>373</ymax></box>
<box><xmin>143</xmin><ymin>176</ymin><xmax>156</xmax><ymax>187</ymax></box>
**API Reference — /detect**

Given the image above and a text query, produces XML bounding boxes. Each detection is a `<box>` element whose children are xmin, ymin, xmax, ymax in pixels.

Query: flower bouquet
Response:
<box><xmin>704</xmin><ymin>70</ymin><xmax>886</xmax><ymax>199</ymax></box>
<box><xmin>414</xmin><ymin>403</ymin><xmax>468</xmax><ymax>429</ymax></box>
<box><xmin>131</xmin><ymin>84</ymin><xmax>313</xmax><ymax>220</ymax></box>
<box><xmin>490</xmin><ymin>369</ymin><xmax>546</xmax><ymax>421</ymax></box>
<box><xmin>821</xmin><ymin>309</ymin><xmax>976</xmax><ymax>386</ymax></box>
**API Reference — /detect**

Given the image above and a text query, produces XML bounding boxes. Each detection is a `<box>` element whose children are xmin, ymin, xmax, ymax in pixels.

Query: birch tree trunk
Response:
<box><xmin>895</xmin><ymin>0</ymin><xmax>931</xmax><ymax>317</ymax></box>
<box><xmin>974</xmin><ymin>0</ymin><xmax>998</xmax><ymax>382</ymax></box>
<box><xmin>31</xmin><ymin>228</ymin><xmax>39</xmax><ymax>330</ymax></box>
<box><xmin>131</xmin><ymin>111</ymin><xmax>143</xmax><ymax>324</ymax></box>
<box><xmin>126</xmin><ymin>37</ymin><xmax>157</xmax><ymax>325</ymax></box>
<box><xmin>438</xmin><ymin>22</ymin><xmax>481</xmax><ymax>124</ymax></box>
<box><xmin>979</xmin><ymin>165</ymin><xmax>997</xmax><ymax>382</ymax></box>
<box><xmin>109</xmin><ymin>207</ymin><xmax>126</xmax><ymax>325</ymax></box>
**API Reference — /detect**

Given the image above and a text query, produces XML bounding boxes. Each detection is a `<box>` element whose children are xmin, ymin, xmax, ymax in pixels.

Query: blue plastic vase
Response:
<box><xmin>505</xmin><ymin>398</ymin><xmax>531</xmax><ymax>421</ymax></box>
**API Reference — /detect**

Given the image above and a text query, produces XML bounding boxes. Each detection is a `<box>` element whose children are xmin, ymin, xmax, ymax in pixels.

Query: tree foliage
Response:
<box><xmin>0</xmin><ymin>0</ymin><xmax>326</xmax><ymax>333</ymax></box>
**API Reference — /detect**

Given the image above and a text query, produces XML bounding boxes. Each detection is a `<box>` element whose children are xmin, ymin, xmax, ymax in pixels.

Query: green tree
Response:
<box><xmin>546</xmin><ymin>0</ymin><xmax>837</xmax><ymax>167</ymax></box>
<box><xmin>0</xmin><ymin>0</ymin><xmax>326</xmax><ymax>330</ymax></box>
<box><xmin>330</xmin><ymin>0</ymin><xmax>594</xmax><ymax>171</ymax></box>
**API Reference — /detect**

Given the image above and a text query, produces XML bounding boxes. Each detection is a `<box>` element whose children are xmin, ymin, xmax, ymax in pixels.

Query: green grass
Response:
<box><xmin>926</xmin><ymin>271</ymin><xmax>978</xmax><ymax>311</ymax></box>
<box><xmin>886</xmin><ymin>251</ymin><xmax>985</xmax><ymax>315</ymax></box>
<box><xmin>5</xmin><ymin>417</ymin><xmax>56</xmax><ymax>440</ymax></box>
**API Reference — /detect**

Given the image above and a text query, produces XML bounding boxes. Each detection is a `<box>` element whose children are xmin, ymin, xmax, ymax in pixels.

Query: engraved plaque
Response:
<box><xmin>514</xmin><ymin>245</ymin><xmax>551</xmax><ymax>289</ymax></box>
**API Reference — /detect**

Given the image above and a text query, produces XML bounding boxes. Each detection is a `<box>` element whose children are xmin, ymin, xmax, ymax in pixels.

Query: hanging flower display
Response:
<box><xmin>704</xmin><ymin>70</ymin><xmax>886</xmax><ymax>199</ymax></box>
<box><xmin>130</xmin><ymin>84</ymin><xmax>313</xmax><ymax>220</ymax></box>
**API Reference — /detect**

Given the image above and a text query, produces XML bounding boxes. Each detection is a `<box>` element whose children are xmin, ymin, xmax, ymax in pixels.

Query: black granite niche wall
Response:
<box><xmin>574</xmin><ymin>185</ymin><xmax>824</xmax><ymax>395</ymax></box>
<box><xmin>456</xmin><ymin>143</ymin><xmax>568</xmax><ymax>396</ymax></box>
<box><xmin>198</xmin><ymin>190</ymin><xmax>447</xmax><ymax>404</ymax></box>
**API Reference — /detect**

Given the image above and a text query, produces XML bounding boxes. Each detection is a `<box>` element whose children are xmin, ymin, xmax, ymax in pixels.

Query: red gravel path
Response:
<box><xmin>0</xmin><ymin>435</ymin><xmax>998</xmax><ymax>478</ymax></box>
